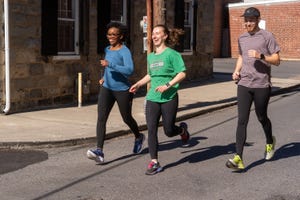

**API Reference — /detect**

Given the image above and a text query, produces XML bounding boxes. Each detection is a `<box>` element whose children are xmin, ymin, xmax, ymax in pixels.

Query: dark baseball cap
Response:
<box><xmin>241</xmin><ymin>7</ymin><xmax>260</xmax><ymax>17</ymax></box>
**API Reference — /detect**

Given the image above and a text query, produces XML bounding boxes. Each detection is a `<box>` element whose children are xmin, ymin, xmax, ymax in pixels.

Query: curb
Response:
<box><xmin>1</xmin><ymin>83</ymin><xmax>299</xmax><ymax>149</ymax></box>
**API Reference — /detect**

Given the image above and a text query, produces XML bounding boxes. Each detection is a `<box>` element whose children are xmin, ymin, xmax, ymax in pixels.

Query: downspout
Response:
<box><xmin>3</xmin><ymin>0</ymin><xmax>10</xmax><ymax>114</ymax></box>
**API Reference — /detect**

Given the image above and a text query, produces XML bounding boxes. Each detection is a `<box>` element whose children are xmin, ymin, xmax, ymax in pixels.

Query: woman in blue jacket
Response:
<box><xmin>87</xmin><ymin>22</ymin><xmax>144</xmax><ymax>163</ymax></box>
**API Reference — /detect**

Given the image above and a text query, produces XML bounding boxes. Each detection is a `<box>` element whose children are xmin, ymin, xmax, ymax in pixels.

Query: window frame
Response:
<box><xmin>42</xmin><ymin>0</ymin><xmax>82</xmax><ymax>58</ymax></box>
<box><xmin>183</xmin><ymin>0</ymin><xmax>194</xmax><ymax>52</ymax></box>
<box><xmin>97</xmin><ymin>0</ymin><xmax>129</xmax><ymax>54</ymax></box>
<box><xmin>57</xmin><ymin>0</ymin><xmax>80</xmax><ymax>55</ymax></box>
<box><xmin>110</xmin><ymin>0</ymin><xmax>127</xmax><ymax>25</ymax></box>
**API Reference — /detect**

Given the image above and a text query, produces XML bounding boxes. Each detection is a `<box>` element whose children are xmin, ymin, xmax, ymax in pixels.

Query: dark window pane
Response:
<box><xmin>184</xmin><ymin>27</ymin><xmax>191</xmax><ymax>49</ymax></box>
<box><xmin>41</xmin><ymin>0</ymin><xmax>58</xmax><ymax>55</ymax></box>
<box><xmin>58</xmin><ymin>20</ymin><xmax>75</xmax><ymax>52</ymax></box>
<box><xmin>58</xmin><ymin>0</ymin><xmax>73</xmax><ymax>18</ymax></box>
<box><xmin>58</xmin><ymin>0</ymin><xmax>75</xmax><ymax>53</ymax></box>
<box><xmin>111</xmin><ymin>0</ymin><xmax>123</xmax><ymax>22</ymax></box>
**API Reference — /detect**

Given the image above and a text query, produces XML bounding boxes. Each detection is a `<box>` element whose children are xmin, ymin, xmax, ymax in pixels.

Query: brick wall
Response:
<box><xmin>229</xmin><ymin>1</ymin><xmax>300</xmax><ymax>59</ymax></box>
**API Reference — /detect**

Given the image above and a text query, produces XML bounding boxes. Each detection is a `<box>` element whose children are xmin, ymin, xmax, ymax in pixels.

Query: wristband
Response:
<box><xmin>260</xmin><ymin>54</ymin><xmax>265</xmax><ymax>60</ymax></box>
<box><xmin>165</xmin><ymin>82</ymin><xmax>170</xmax><ymax>87</ymax></box>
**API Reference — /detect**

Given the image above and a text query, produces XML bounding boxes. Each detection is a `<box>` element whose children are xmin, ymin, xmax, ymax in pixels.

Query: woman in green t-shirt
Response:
<box><xmin>130</xmin><ymin>24</ymin><xmax>190</xmax><ymax>175</ymax></box>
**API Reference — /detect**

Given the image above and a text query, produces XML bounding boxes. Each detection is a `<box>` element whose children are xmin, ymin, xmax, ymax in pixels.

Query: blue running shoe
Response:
<box><xmin>145</xmin><ymin>161</ymin><xmax>163</xmax><ymax>175</ymax></box>
<box><xmin>87</xmin><ymin>149</ymin><xmax>104</xmax><ymax>163</ymax></box>
<box><xmin>133</xmin><ymin>133</ymin><xmax>145</xmax><ymax>154</ymax></box>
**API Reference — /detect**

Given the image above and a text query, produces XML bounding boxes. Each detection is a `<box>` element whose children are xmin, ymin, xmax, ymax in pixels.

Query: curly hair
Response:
<box><xmin>106</xmin><ymin>22</ymin><xmax>128</xmax><ymax>42</ymax></box>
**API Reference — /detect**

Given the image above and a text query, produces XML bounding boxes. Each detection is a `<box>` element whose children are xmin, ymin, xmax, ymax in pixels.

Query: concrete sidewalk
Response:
<box><xmin>1</xmin><ymin>74</ymin><xmax>300</xmax><ymax>148</ymax></box>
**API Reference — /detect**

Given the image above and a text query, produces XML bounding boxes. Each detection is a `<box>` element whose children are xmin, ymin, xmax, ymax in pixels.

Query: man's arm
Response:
<box><xmin>263</xmin><ymin>52</ymin><xmax>280</xmax><ymax>66</ymax></box>
<box><xmin>232</xmin><ymin>55</ymin><xmax>243</xmax><ymax>81</ymax></box>
<box><xmin>248</xmin><ymin>50</ymin><xmax>280</xmax><ymax>66</ymax></box>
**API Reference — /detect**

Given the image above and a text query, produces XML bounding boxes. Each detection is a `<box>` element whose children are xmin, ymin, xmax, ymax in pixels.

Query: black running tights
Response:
<box><xmin>235</xmin><ymin>85</ymin><xmax>273</xmax><ymax>158</ymax></box>
<box><xmin>145</xmin><ymin>95</ymin><xmax>182</xmax><ymax>160</ymax></box>
<box><xmin>96</xmin><ymin>87</ymin><xmax>140</xmax><ymax>149</ymax></box>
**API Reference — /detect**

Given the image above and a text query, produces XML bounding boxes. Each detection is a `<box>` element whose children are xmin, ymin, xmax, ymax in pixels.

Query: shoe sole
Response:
<box><xmin>145</xmin><ymin>166</ymin><xmax>163</xmax><ymax>175</ymax></box>
<box><xmin>87</xmin><ymin>150</ymin><xmax>97</xmax><ymax>159</ymax></box>
<box><xmin>226</xmin><ymin>160</ymin><xmax>244</xmax><ymax>170</ymax></box>
<box><xmin>87</xmin><ymin>150</ymin><xmax>105</xmax><ymax>164</ymax></box>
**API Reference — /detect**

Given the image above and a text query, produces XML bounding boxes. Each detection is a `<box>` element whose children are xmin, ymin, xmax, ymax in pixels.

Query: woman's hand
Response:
<box><xmin>99</xmin><ymin>78</ymin><xmax>104</xmax><ymax>85</ymax></box>
<box><xmin>155</xmin><ymin>84</ymin><xmax>169</xmax><ymax>93</ymax></box>
<box><xmin>129</xmin><ymin>83</ymin><xmax>139</xmax><ymax>93</ymax></box>
<box><xmin>100</xmin><ymin>59</ymin><xmax>109</xmax><ymax>67</ymax></box>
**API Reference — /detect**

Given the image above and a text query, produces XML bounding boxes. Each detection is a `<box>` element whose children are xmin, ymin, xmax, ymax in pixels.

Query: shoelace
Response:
<box><xmin>148</xmin><ymin>162</ymin><xmax>156</xmax><ymax>169</ymax></box>
<box><xmin>266</xmin><ymin>144</ymin><xmax>273</xmax><ymax>152</ymax></box>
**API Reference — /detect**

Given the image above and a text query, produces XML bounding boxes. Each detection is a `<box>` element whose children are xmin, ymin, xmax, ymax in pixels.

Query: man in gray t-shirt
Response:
<box><xmin>226</xmin><ymin>7</ymin><xmax>281</xmax><ymax>171</ymax></box>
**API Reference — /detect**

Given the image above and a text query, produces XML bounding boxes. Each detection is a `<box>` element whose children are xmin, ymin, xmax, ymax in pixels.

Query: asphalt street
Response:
<box><xmin>0</xmin><ymin>86</ymin><xmax>299</xmax><ymax>200</ymax></box>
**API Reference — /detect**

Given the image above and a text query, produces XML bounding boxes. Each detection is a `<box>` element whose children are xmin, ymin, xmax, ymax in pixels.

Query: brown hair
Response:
<box><xmin>154</xmin><ymin>24</ymin><xmax>184</xmax><ymax>47</ymax></box>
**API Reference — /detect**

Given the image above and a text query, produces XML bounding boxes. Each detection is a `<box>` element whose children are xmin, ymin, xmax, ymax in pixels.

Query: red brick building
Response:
<box><xmin>228</xmin><ymin>0</ymin><xmax>300</xmax><ymax>60</ymax></box>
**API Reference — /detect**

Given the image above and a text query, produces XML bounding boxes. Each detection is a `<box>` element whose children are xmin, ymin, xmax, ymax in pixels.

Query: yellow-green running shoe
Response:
<box><xmin>226</xmin><ymin>155</ymin><xmax>245</xmax><ymax>170</ymax></box>
<box><xmin>265</xmin><ymin>136</ymin><xmax>276</xmax><ymax>160</ymax></box>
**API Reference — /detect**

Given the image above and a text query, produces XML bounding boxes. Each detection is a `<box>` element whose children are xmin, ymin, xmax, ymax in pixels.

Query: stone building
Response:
<box><xmin>0</xmin><ymin>0</ymin><xmax>216</xmax><ymax>113</ymax></box>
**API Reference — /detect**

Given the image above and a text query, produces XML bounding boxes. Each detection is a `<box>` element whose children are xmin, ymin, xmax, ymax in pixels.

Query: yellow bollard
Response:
<box><xmin>78</xmin><ymin>72</ymin><xmax>82</xmax><ymax>108</ymax></box>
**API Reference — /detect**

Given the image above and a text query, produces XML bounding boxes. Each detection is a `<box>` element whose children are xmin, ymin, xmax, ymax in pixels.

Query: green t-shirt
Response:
<box><xmin>146</xmin><ymin>47</ymin><xmax>186</xmax><ymax>103</ymax></box>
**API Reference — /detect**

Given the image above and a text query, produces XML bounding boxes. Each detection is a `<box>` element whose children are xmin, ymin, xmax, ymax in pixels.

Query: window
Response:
<box><xmin>97</xmin><ymin>0</ymin><xmax>128</xmax><ymax>53</ymax></box>
<box><xmin>41</xmin><ymin>0</ymin><xmax>80</xmax><ymax>56</ymax></box>
<box><xmin>58</xmin><ymin>0</ymin><xmax>79</xmax><ymax>54</ymax></box>
<box><xmin>183</xmin><ymin>0</ymin><xmax>194</xmax><ymax>51</ymax></box>
<box><xmin>111</xmin><ymin>0</ymin><xmax>127</xmax><ymax>25</ymax></box>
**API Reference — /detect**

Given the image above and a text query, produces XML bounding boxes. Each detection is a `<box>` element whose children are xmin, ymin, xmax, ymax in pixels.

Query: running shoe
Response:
<box><xmin>265</xmin><ymin>136</ymin><xmax>276</xmax><ymax>160</ymax></box>
<box><xmin>226</xmin><ymin>154</ymin><xmax>245</xmax><ymax>170</ymax></box>
<box><xmin>179</xmin><ymin>122</ymin><xmax>190</xmax><ymax>147</ymax></box>
<box><xmin>87</xmin><ymin>148</ymin><xmax>104</xmax><ymax>163</ymax></box>
<box><xmin>145</xmin><ymin>161</ymin><xmax>163</xmax><ymax>175</ymax></box>
<box><xmin>133</xmin><ymin>133</ymin><xmax>145</xmax><ymax>154</ymax></box>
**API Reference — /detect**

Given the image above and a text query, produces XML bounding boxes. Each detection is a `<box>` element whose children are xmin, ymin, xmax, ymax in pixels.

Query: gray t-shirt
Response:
<box><xmin>238</xmin><ymin>29</ymin><xmax>280</xmax><ymax>88</ymax></box>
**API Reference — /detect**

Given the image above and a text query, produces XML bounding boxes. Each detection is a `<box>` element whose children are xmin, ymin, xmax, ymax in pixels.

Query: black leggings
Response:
<box><xmin>235</xmin><ymin>85</ymin><xmax>273</xmax><ymax>158</ymax></box>
<box><xmin>146</xmin><ymin>94</ymin><xmax>182</xmax><ymax>159</ymax></box>
<box><xmin>96</xmin><ymin>87</ymin><xmax>140</xmax><ymax>149</ymax></box>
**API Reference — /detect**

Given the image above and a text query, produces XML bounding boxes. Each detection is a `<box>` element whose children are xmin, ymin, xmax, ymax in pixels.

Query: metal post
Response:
<box><xmin>146</xmin><ymin>0</ymin><xmax>153</xmax><ymax>54</ymax></box>
<box><xmin>78</xmin><ymin>72</ymin><xmax>82</xmax><ymax>108</ymax></box>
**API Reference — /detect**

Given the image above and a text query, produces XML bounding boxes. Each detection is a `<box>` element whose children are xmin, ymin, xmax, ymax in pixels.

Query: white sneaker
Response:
<box><xmin>87</xmin><ymin>149</ymin><xmax>104</xmax><ymax>163</ymax></box>
<box><xmin>265</xmin><ymin>136</ymin><xmax>276</xmax><ymax>160</ymax></box>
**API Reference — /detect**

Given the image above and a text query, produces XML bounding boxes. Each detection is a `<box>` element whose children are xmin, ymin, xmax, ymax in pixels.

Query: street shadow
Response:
<box><xmin>100</xmin><ymin>136</ymin><xmax>206</xmax><ymax>166</ymax></box>
<box><xmin>99</xmin><ymin>149</ymin><xmax>149</xmax><ymax>165</ymax></box>
<box><xmin>244</xmin><ymin>142</ymin><xmax>300</xmax><ymax>171</ymax></box>
<box><xmin>0</xmin><ymin>149</ymin><xmax>48</xmax><ymax>175</ymax></box>
<box><xmin>163</xmin><ymin>142</ymin><xmax>236</xmax><ymax>170</ymax></box>
<box><xmin>273</xmin><ymin>142</ymin><xmax>300</xmax><ymax>160</ymax></box>
<box><xmin>177</xmin><ymin>97</ymin><xmax>237</xmax><ymax>112</ymax></box>
<box><xmin>158</xmin><ymin>136</ymin><xmax>207</xmax><ymax>151</ymax></box>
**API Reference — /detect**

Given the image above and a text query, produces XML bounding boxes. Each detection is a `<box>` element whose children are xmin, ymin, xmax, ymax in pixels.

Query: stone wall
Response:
<box><xmin>0</xmin><ymin>0</ymin><xmax>215</xmax><ymax>113</ymax></box>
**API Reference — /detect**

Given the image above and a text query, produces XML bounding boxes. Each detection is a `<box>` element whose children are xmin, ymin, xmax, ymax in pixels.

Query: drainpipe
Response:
<box><xmin>3</xmin><ymin>0</ymin><xmax>10</xmax><ymax>114</ymax></box>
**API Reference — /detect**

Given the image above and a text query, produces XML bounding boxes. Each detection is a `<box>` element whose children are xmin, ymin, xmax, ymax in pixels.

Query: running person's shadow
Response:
<box><xmin>244</xmin><ymin>142</ymin><xmax>300</xmax><ymax>171</ymax></box>
<box><xmin>158</xmin><ymin>136</ymin><xmax>207</xmax><ymax>151</ymax></box>
<box><xmin>163</xmin><ymin>142</ymin><xmax>237</xmax><ymax>170</ymax></box>
<box><xmin>98</xmin><ymin>135</ymin><xmax>206</xmax><ymax>165</ymax></box>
